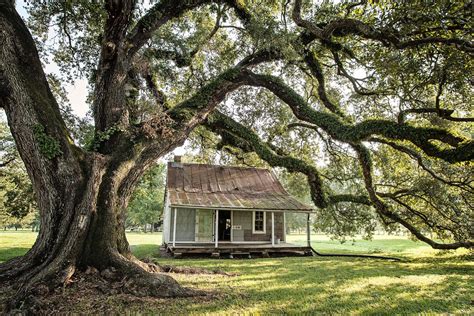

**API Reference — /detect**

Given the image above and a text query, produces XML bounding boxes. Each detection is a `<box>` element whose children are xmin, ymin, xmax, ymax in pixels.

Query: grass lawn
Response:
<box><xmin>0</xmin><ymin>230</ymin><xmax>472</xmax><ymax>314</ymax></box>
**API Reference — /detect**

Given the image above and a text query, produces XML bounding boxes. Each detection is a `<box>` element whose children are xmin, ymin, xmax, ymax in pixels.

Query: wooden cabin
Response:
<box><xmin>162</xmin><ymin>157</ymin><xmax>314</xmax><ymax>258</ymax></box>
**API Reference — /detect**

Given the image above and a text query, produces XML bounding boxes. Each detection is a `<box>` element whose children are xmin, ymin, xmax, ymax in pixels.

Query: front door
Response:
<box><xmin>195</xmin><ymin>209</ymin><xmax>214</xmax><ymax>242</ymax></box>
<box><xmin>218</xmin><ymin>210</ymin><xmax>232</xmax><ymax>241</ymax></box>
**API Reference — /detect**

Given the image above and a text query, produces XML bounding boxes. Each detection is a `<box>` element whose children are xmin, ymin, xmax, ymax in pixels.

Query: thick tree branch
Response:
<box><xmin>369</xmin><ymin>137</ymin><xmax>473</xmax><ymax>192</ymax></box>
<box><xmin>398</xmin><ymin>108</ymin><xmax>474</xmax><ymax>123</ymax></box>
<box><xmin>302</xmin><ymin>50</ymin><xmax>346</xmax><ymax>116</ymax></box>
<box><xmin>92</xmin><ymin>0</ymin><xmax>136</xmax><ymax>134</ymax></box>
<box><xmin>204</xmin><ymin>110</ymin><xmax>382</xmax><ymax>210</ymax></box>
<box><xmin>292</xmin><ymin>0</ymin><xmax>474</xmax><ymax>53</ymax></box>
<box><xmin>204</xmin><ymin>110</ymin><xmax>328</xmax><ymax>208</ymax></box>
<box><xmin>243</xmin><ymin>70</ymin><xmax>473</xmax><ymax>163</ymax></box>
<box><xmin>203</xmin><ymin>111</ymin><xmax>472</xmax><ymax>249</ymax></box>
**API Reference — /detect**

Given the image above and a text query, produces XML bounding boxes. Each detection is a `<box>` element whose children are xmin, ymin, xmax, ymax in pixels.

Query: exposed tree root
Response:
<box><xmin>0</xmin><ymin>267</ymin><xmax>226</xmax><ymax>315</ymax></box>
<box><xmin>1</xmin><ymin>254</ymin><xmax>206</xmax><ymax>313</ymax></box>
<box><xmin>141</xmin><ymin>259</ymin><xmax>238</xmax><ymax>276</ymax></box>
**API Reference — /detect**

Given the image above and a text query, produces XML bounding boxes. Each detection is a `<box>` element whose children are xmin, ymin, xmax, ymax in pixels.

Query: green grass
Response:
<box><xmin>0</xmin><ymin>231</ymin><xmax>472</xmax><ymax>314</ymax></box>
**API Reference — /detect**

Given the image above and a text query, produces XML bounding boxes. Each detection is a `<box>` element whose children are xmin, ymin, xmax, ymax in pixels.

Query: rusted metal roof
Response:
<box><xmin>166</xmin><ymin>162</ymin><xmax>313</xmax><ymax>212</ymax></box>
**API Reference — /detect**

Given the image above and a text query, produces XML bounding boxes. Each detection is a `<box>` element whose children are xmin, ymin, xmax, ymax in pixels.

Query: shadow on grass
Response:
<box><xmin>145</xmin><ymin>256</ymin><xmax>473</xmax><ymax>315</ymax></box>
<box><xmin>1</xmin><ymin>241</ymin><xmax>472</xmax><ymax>314</ymax></box>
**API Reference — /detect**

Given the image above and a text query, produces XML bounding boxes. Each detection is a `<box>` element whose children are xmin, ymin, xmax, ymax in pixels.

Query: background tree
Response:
<box><xmin>0</xmin><ymin>0</ymin><xmax>472</xmax><ymax>311</ymax></box>
<box><xmin>126</xmin><ymin>163</ymin><xmax>166</xmax><ymax>232</ymax></box>
<box><xmin>0</xmin><ymin>122</ymin><xmax>37</xmax><ymax>229</ymax></box>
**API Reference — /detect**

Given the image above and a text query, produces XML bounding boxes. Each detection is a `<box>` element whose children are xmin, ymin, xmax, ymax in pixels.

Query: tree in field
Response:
<box><xmin>0</xmin><ymin>0</ymin><xmax>472</xmax><ymax>309</ymax></box>
<box><xmin>0</xmin><ymin>122</ymin><xmax>37</xmax><ymax>229</ymax></box>
<box><xmin>126</xmin><ymin>163</ymin><xmax>166</xmax><ymax>232</ymax></box>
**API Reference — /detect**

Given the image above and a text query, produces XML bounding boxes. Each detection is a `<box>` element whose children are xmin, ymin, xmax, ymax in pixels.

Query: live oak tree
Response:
<box><xmin>0</xmin><ymin>0</ymin><xmax>472</xmax><ymax>310</ymax></box>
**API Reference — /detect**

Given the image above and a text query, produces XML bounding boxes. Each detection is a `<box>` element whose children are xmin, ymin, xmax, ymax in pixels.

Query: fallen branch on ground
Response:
<box><xmin>310</xmin><ymin>247</ymin><xmax>402</xmax><ymax>261</ymax></box>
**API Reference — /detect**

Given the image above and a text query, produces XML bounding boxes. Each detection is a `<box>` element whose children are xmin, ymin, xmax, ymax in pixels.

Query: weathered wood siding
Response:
<box><xmin>232</xmin><ymin>211</ymin><xmax>285</xmax><ymax>242</ymax></box>
<box><xmin>163</xmin><ymin>191</ymin><xmax>170</xmax><ymax>243</ymax></box>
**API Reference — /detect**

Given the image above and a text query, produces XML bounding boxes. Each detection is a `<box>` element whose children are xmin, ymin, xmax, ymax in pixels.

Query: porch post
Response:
<box><xmin>271</xmin><ymin>212</ymin><xmax>275</xmax><ymax>247</ymax></box>
<box><xmin>215</xmin><ymin>209</ymin><xmax>219</xmax><ymax>248</ymax></box>
<box><xmin>230</xmin><ymin>210</ymin><xmax>234</xmax><ymax>242</ymax></box>
<box><xmin>173</xmin><ymin>208</ymin><xmax>177</xmax><ymax>247</ymax></box>
<box><xmin>306</xmin><ymin>213</ymin><xmax>311</xmax><ymax>247</ymax></box>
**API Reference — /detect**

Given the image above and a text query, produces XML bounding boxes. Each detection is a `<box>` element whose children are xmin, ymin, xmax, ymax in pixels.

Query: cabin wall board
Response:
<box><xmin>232</xmin><ymin>211</ymin><xmax>285</xmax><ymax>242</ymax></box>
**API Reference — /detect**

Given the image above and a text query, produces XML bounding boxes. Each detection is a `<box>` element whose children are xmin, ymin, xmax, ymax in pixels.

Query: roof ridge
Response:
<box><xmin>168</xmin><ymin>161</ymin><xmax>271</xmax><ymax>171</ymax></box>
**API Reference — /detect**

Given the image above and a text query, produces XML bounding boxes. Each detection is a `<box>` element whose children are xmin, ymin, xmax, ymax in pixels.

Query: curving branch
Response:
<box><xmin>132</xmin><ymin>45</ymin><xmax>294</xmax><ymax>161</ymax></box>
<box><xmin>203</xmin><ymin>110</ymin><xmax>378</xmax><ymax>209</ymax></box>
<box><xmin>126</xmin><ymin>0</ymin><xmax>251</xmax><ymax>58</ymax></box>
<box><xmin>398</xmin><ymin>108</ymin><xmax>474</xmax><ymax>123</ymax></box>
<box><xmin>301</xmin><ymin>50</ymin><xmax>346</xmax><ymax>116</ymax></box>
<box><xmin>352</xmin><ymin>143</ymin><xmax>473</xmax><ymax>249</ymax></box>
<box><xmin>292</xmin><ymin>0</ymin><xmax>473</xmax><ymax>53</ymax></box>
<box><xmin>205</xmin><ymin>110</ymin><xmax>328</xmax><ymax>208</ymax></box>
<box><xmin>195</xmin><ymin>84</ymin><xmax>472</xmax><ymax>249</ymax></box>
<box><xmin>292</xmin><ymin>0</ymin><xmax>474</xmax><ymax>53</ymax></box>
<box><xmin>202</xmin><ymin>110</ymin><xmax>472</xmax><ymax>249</ymax></box>
<box><xmin>369</xmin><ymin>137</ymin><xmax>473</xmax><ymax>192</ymax></box>
<box><xmin>242</xmin><ymin>70</ymin><xmax>473</xmax><ymax>163</ymax></box>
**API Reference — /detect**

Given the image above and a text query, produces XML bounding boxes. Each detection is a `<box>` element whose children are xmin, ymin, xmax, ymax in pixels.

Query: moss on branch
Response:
<box><xmin>205</xmin><ymin>111</ymin><xmax>382</xmax><ymax>209</ymax></box>
<box><xmin>206</xmin><ymin>111</ymin><xmax>328</xmax><ymax>208</ymax></box>
<box><xmin>169</xmin><ymin>67</ymin><xmax>246</xmax><ymax>123</ymax></box>
<box><xmin>245</xmin><ymin>71</ymin><xmax>473</xmax><ymax>163</ymax></box>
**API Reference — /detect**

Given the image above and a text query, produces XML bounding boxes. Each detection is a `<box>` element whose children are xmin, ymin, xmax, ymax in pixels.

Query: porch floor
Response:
<box><xmin>165</xmin><ymin>242</ymin><xmax>313</xmax><ymax>257</ymax></box>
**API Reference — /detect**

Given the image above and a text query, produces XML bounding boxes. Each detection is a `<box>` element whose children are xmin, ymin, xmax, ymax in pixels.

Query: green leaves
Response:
<box><xmin>126</xmin><ymin>164</ymin><xmax>166</xmax><ymax>229</ymax></box>
<box><xmin>0</xmin><ymin>122</ymin><xmax>38</xmax><ymax>227</ymax></box>
<box><xmin>32</xmin><ymin>124</ymin><xmax>62</xmax><ymax>159</ymax></box>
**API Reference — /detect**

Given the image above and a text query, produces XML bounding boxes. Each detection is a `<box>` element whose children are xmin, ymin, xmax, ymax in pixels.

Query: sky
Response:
<box><xmin>16</xmin><ymin>1</ymin><xmax>89</xmax><ymax>117</ymax></box>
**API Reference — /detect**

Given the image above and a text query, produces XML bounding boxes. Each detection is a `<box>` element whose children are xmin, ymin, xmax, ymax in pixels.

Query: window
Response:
<box><xmin>253</xmin><ymin>211</ymin><xmax>266</xmax><ymax>234</ymax></box>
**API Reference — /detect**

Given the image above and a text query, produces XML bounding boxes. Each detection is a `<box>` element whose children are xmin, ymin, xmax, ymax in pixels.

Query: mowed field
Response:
<box><xmin>0</xmin><ymin>231</ymin><xmax>472</xmax><ymax>314</ymax></box>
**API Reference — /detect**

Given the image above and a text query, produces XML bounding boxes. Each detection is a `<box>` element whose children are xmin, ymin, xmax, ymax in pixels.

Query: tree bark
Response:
<box><xmin>0</xmin><ymin>1</ymin><xmax>189</xmax><ymax>310</ymax></box>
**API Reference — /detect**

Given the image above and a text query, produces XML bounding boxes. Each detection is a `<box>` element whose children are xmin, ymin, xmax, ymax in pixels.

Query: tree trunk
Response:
<box><xmin>0</xmin><ymin>158</ymin><xmax>188</xmax><ymax>309</ymax></box>
<box><xmin>0</xmin><ymin>3</ymin><xmax>189</xmax><ymax>310</ymax></box>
